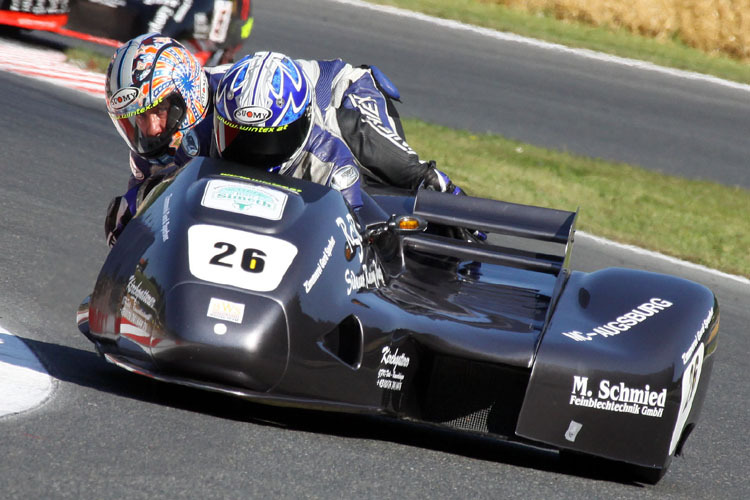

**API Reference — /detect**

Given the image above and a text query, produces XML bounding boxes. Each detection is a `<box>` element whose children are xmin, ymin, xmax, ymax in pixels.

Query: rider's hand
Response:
<box><xmin>104</xmin><ymin>196</ymin><xmax>133</xmax><ymax>248</ymax></box>
<box><xmin>421</xmin><ymin>163</ymin><xmax>465</xmax><ymax>196</ymax></box>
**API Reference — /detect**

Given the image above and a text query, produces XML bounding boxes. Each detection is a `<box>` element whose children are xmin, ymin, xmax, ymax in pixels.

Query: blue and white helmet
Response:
<box><xmin>214</xmin><ymin>51</ymin><xmax>313</xmax><ymax>168</ymax></box>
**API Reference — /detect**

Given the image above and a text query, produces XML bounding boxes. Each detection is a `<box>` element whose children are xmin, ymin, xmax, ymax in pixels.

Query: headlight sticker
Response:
<box><xmin>202</xmin><ymin>179</ymin><xmax>289</xmax><ymax>220</ymax></box>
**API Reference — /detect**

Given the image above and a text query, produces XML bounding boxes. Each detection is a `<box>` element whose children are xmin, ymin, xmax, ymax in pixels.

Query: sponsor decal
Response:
<box><xmin>561</xmin><ymin>297</ymin><xmax>674</xmax><ymax>342</ymax></box>
<box><xmin>199</xmin><ymin>70</ymin><xmax>209</xmax><ymax>109</ymax></box>
<box><xmin>220</xmin><ymin>173</ymin><xmax>302</xmax><ymax>193</ymax></box>
<box><xmin>681</xmin><ymin>306</ymin><xmax>713</xmax><ymax>365</ymax></box>
<box><xmin>9</xmin><ymin>0</ymin><xmax>70</xmax><ymax>13</ymax></box>
<box><xmin>118</xmin><ymin>96</ymin><xmax>169</xmax><ymax>119</ymax></box>
<box><xmin>670</xmin><ymin>343</ymin><xmax>704</xmax><ymax>454</ymax></box>
<box><xmin>120</xmin><ymin>296</ymin><xmax>152</xmax><ymax>333</ymax></box>
<box><xmin>202</xmin><ymin>179</ymin><xmax>288</xmax><ymax>220</ymax></box>
<box><xmin>119</xmin><ymin>293</ymin><xmax>159</xmax><ymax>350</ymax></box>
<box><xmin>565</xmin><ymin>420</ymin><xmax>583</xmax><ymax>442</ymax></box>
<box><xmin>347</xmin><ymin>94</ymin><xmax>415</xmax><ymax>155</ymax></box>
<box><xmin>207</xmin><ymin>297</ymin><xmax>245</xmax><ymax>324</ymax></box>
<box><xmin>217</xmin><ymin>113</ymin><xmax>290</xmax><ymax>132</ymax></box>
<box><xmin>336</xmin><ymin>215</ymin><xmax>362</xmax><ymax>263</ymax></box>
<box><xmin>148</xmin><ymin>6</ymin><xmax>174</xmax><ymax>33</ymax></box>
<box><xmin>173</xmin><ymin>0</ymin><xmax>193</xmax><ymax>23</ymax></box>
<box><xmin>569</xmin><ymin>376</ymin><xmax>667</xmax><ymax>418</ymax></box>
<box><xmin>161</xmin><ymin>193</ymin><xmax>172</xmax><ymax>242</ymax></box>
<box><xmin>109</xmin><ymin>87</ymin><xmax>139</xmax><ymax>111</ymax></box>
<box><xmin>194</xmin><ymin>12</ymin><xmax>210</xmax><ymax>38</ymax></box>
<box><xmin>233</xmin><ymin>106</ymin><xmax>273</xmax><ymax>125</ymax></box>
<box><xmin>376</xmin><ymin>346</ymin><xmax>410</xmax><ymax>391</ymax></box>
<box><xmin>303</xmin><ymin>236</ymin><xmax>336</xmax><ymax>294</ymax></box>
<box><xmin>345</xmin><ymin>261</ymin><xmax>385</xmax><ymax>296</ymax></box>
<box><xmin>188</xmin><ymin>224</ymin><xmax>297</xmax><ymax>292</ymax></box>
<box><xmin>141</xmin><ymin>0</ymin><xmax>192</xmax><ymax>23</ymax></box>
<box><xmin>209</xmin><ymin>0</ymin><xmax>233</xmax><ymax>43</ymax></box>
<box><xmin>330</xmin><ymin>165</ymin><xmax>360</xmax><ymax>191</ymax></box>
<box><xmin>126</xmin><ymin>275</ymin><xmax>157</xmax><ymax>308</ymax></box>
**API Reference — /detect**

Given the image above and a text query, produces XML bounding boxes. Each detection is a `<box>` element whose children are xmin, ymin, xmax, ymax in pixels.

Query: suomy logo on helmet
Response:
<box><xmin>109</xmin><ymin>87</ymin><xmax>140</xmax><ymax>111</ymax></box>
<box><xmin>233</xmin><ymin>106</ymin><xmax>273</xmax><ymax>125</ymax></box>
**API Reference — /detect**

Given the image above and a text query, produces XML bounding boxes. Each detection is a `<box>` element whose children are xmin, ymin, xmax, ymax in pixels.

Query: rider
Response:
<box><xmin>214</xmin><ymin>51</ymin><xmax>467</xmax><ymax>212</ymax></box>
<box><xmin>104</xmin><ymin>35</ymin><xmax>463</xmax><ymax>245</ymax></box>
<box><xmin>213</xmin><ymin>51</ymin><xmax>367</xmax><ymax>209</ymax></box>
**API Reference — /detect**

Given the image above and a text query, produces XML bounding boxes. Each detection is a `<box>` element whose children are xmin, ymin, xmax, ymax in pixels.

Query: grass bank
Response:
<box><xmin>403</xmin><ymin>119</ymin><xmax>750</xmax><ymax>278</ymax></box>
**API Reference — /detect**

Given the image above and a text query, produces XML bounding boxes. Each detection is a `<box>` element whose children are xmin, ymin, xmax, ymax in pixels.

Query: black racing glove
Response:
<box><xmin>420</xmin><ymin>161</ymin><xmax>465</xmax><ymax>195</ymax></box>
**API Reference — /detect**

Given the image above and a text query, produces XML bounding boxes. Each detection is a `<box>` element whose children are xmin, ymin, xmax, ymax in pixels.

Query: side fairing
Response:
<box><xmin>516</xmin><ymin>268</ymin><xmax>719</xmax><ymax>468</ymax></box>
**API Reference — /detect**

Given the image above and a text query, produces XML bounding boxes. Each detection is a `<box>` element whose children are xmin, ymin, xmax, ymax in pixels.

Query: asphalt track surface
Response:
<box><xmin>0</xmin><ymin>1</ymin><xmax>748</xmax><ymax>498</ymax></box>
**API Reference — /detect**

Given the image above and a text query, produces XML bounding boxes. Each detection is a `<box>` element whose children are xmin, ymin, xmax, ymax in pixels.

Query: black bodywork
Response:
<box><xmin>77</xmin><ymin>157</ymin><xmax>719</xmax><ymax>482</ymax></box>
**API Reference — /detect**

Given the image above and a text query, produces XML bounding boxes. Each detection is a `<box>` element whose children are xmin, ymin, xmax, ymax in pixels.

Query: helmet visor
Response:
<box><xmin>111</xmin><ymin>93</ymin><xmax>187</xmax><ymax>158</ymax></box>
<box><xmin>216</xmin><ymin>107</ymin><xmax>311</xmax><ymax>168</ymax></box>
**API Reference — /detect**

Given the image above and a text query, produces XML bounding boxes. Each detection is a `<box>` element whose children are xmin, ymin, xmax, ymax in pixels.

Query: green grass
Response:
<box><xmin>403</xmin><ymin>119</ymin><xmax>750</xmax><ymax>278</ymax></box>
<box><xmin>65</xmin><ymin>48</ymin><xmax>111</xmax><ymax>73</ymax></box>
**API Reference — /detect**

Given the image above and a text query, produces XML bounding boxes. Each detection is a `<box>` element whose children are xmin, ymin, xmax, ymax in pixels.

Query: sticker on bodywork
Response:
<box><xmin>303</xmin><ymin>236</ymin><xmax>336</xmax><ymax>294</ymax></box>
<box><xmin>209</xmin><ymin>0</ymin><xmax>233</xmax><ymax>42</ymax></box>
<box><xmin>669</xmin><ymin>343</ymin><xmax>705</xmax><ymax>454</ymax></box>
<box><xmin>560</xmin><ymin>297</ymin><xmax>673</xmax><ymax>342</ymax></box>
<box><xmin>207</xmin><ymin>297</ymin><xmax>245</xmax><ymax>324</ymax></box>
<box><xmin>565</xmin><ymin>420</ymin><xmax>583</xmax><ymax>442</ymax></box>
<box><xmin>569</xmin><ymin>375</ymin><xmax>667</xmax><ymax>418</ymax></box>
<box><xmin>202</xmin><ymin>179</ymin><xmax>288</xmax><ymax>220</ymax></box>
<box><xmin>376</xmin><ymin>346</ymin><xmax>410</xmax><ymax>391</ymax></box>
<box><xmin>188</xmin><ymin>225</ymin><xmax>297</xmax><ymax>292</ymax></box>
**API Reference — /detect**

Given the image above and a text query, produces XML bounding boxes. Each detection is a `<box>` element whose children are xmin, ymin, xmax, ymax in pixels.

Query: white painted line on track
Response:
<box><xmin>0</xmin><ymin>325</ymin><xmax>53</xmax><ymax>418</ymax></box>
<box><xmin>331</xmin><ymin>0</ymin><xmax>750</xmax><ymax>93</ymax></box>
<box><xmin>579</xmin><ymin>231</ymin><xmax>750</xmax><ymax>287</ymax></box>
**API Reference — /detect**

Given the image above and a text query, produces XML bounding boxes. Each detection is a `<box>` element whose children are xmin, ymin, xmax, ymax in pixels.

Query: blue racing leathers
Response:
<box><xmin>305</xmin><ymin>59</ymin><xmax>430</xmax><ymax>190</ymax></box>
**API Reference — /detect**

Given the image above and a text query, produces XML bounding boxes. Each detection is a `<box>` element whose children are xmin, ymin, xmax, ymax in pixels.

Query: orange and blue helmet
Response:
<box><xmin>105</xmin><ymin>33</ymin><xmax>209</xmax><ymax>159</ymax></box>
<box><xmin>214</xmin><ymin>51</ymin><xmax>313</xmax><ymax>168</ymax></box>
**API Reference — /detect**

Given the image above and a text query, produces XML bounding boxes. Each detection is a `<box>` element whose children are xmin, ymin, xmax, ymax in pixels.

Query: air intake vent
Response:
<box><xmin>422</xmin><ymin>356</ymin><xmax>529</xmax><ymax>437</ymax></box>
<box><xmin>319</xmin><ymin>315</ymin><xmax>363</xmax><ymax>369</ymax></box>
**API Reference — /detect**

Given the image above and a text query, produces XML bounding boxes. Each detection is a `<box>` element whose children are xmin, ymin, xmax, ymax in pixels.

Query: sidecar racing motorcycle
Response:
<box><xmin>77</xmin><ymin>157</ymin><xmax>719</xmax><ymax>483</ymax></box>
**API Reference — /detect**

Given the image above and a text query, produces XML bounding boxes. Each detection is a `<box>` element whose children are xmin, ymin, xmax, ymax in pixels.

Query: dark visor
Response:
<box><xmin>219</xmin><ymin>108</ymin><xmax>311</xmax><ymax>169</ymax></box>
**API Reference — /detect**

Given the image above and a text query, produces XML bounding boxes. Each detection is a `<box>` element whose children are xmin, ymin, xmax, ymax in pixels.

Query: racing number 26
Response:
<box><xmin>209</xmin><ymin>242</ymin><xmax>266</xmax><ymax>273</ymax></box>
